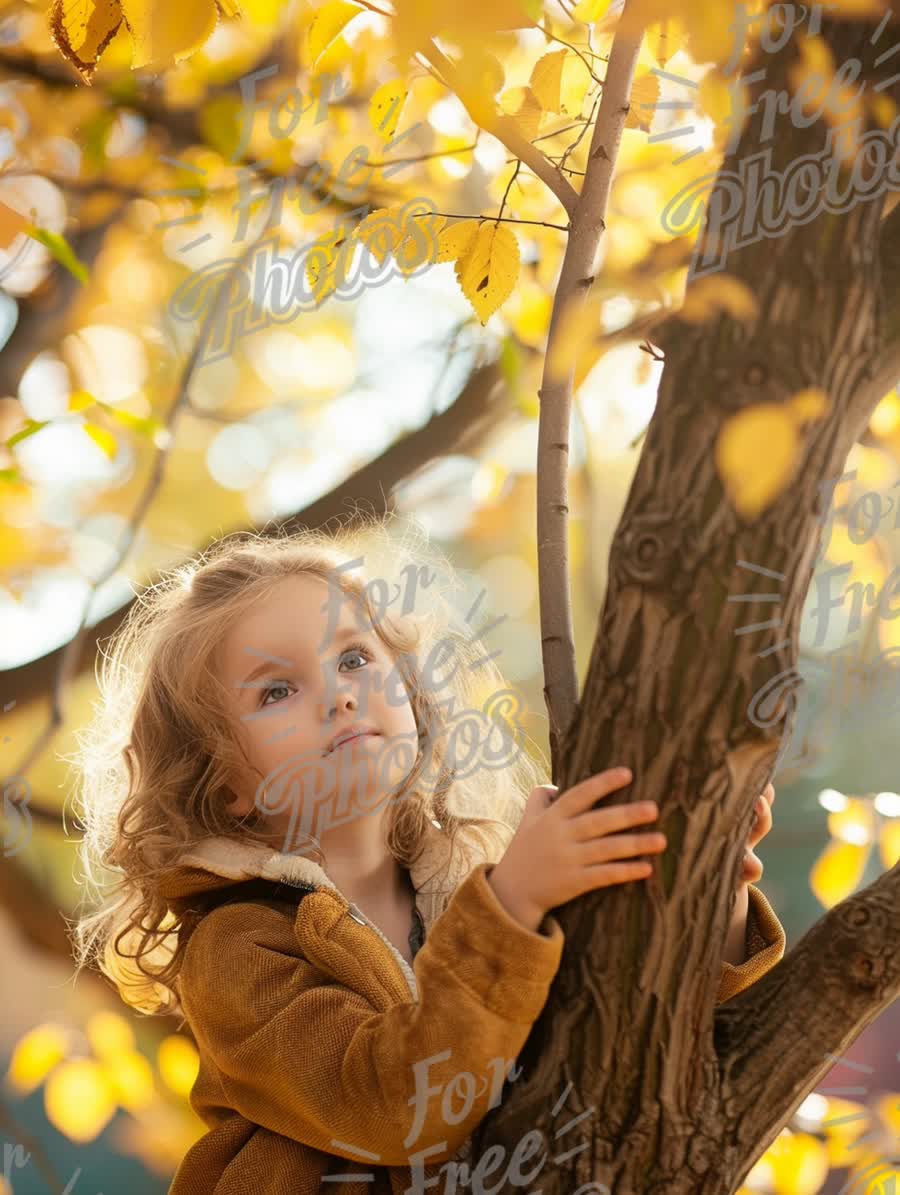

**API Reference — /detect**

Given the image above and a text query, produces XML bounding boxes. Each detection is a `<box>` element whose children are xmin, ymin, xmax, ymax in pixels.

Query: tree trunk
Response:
<box><xmin>469</xmin><ymin>13</ymin><xmax>900</xmax><ymax>1193</ymax></box>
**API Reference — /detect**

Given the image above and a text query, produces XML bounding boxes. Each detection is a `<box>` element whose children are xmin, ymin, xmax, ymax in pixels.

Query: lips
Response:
<box><xmin>325</xmin><ymin>727</ymin><xmax>380</xmax><ymax>755</ymax></box>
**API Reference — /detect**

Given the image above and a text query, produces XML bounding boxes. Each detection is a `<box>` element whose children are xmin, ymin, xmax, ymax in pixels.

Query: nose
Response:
<box><xmin>319</xmin><ymin>686</ymin><xmax>358</xmax><ymax>723</ymax></box>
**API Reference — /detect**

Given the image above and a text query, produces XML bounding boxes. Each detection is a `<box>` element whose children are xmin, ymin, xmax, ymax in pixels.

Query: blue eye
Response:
<box><xmin>257</xmin><ymin>645</ymin><xmax>371</xmax><ymax>708</ymax></box>
<box><xmin>340</xmin><ymin>643</ymin><xmax>373</xmax><ymax>670</ymax></box>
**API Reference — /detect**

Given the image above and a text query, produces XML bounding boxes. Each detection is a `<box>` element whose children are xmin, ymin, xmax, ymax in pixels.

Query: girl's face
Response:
<box><xmin>216</xmin><ymin>573</ymin><xmax>420</xmax><ymax>851</ymax></box>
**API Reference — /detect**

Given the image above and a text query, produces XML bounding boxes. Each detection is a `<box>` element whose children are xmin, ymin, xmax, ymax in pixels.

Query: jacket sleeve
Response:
<box><xmin>716</xmin><ymin>883</ymin><xmax>786</xmax><ymax>1004</ymax></box>
<box><xmin>179</xmin><ymin>860</ymin><xmax>564</xmax><ymax>1168</ymax></box>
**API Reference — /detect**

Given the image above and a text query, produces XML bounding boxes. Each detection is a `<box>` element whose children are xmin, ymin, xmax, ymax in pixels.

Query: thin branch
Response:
<box><xmin>497</xmin><ymin>160</ymin><xmax>521</xmax><ymax>223</ymax></box>
<box><xmin>536</xmin><ymin>0</ymin><xmax>643</xmax><ymax>778</ymax></box>
<box><xmin>411</xmin><ymin>209</ymin><xmax>570</xmax><ymax>232</ymax></box>
<box><xmin>416</xmin><ymin>39</ymin><xmax>581</xmax><ymax>219</ymax></box>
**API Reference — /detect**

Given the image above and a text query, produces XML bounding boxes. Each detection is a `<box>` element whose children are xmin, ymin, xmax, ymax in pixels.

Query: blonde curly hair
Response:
<box><xmin>66</xmin><ymin>510</ymin><xmax>548</xmax><ymax>1016</ymax></box>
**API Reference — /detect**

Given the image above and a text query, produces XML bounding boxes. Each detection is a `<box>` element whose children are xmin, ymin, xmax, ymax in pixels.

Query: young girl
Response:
<box><xmin>69</xmin><ymin>513</ymin><xmax>784</xmax><ymax>1195</ymax></box>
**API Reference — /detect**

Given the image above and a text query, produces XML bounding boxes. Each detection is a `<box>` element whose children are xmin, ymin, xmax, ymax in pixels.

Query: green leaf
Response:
<box><xmin>6</xmin><ymin>419</ymin><xmax>48</xmax><ymax>449</ymax></box>
<box><xmin>499</xmin><ymin>333</ymin><xmax>521</xmax><ymax>389</ymax></box>
<box><xmin>78</xmin><ymin>110</ymin><xmax>116</xmax><ymax>172</ymax></box>
<box><xmin>83</xmin><ymin>422</ymin><xmax>117</xmax><ymax>458</ymax></box>
<box><xmin>25</xmin><ymin>227</ymin><xmax>89</xmax><ymax>284</ymax></box>
<box><xmin>0</xmin><ymin>466</ymin><xmax>22</xmax><ymax>484</ymax></box>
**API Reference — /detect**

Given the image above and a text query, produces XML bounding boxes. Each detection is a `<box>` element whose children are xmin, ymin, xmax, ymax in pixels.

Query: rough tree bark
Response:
<box><xmin>469</xmin><ymin>12</ymin><xmax>900</xmax><ymax>1194</ymax></box>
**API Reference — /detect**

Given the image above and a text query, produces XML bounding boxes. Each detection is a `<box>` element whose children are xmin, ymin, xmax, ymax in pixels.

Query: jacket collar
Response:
<box><xmin>157</xmin><ymin>816</ymin><xmax>514</xmax><ymax>938</ymax></box>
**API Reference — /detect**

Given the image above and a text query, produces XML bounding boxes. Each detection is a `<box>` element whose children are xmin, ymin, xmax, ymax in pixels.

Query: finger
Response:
<box><xmin>582</xmin><ymin>830</ymin><xmax>667</xmax><ymax>864</ymax></box>
<box><xmin>559</xmin><ymin>768</ymin><xmax>634</xmax><ymax>814</ymax></box>
<box><xmin>747</xmin><ymin>796</ymin><xmax>773</xmax><ymax>849</ymax></box>
<box><xmin>741</xmin><ymin>847</ymin><xmax>764</xmax><ymax>883</ymax></box>
<box><xmin>574</xmin><ymin>803</ymin><xmax>661</xmax><ymax>841</ymax></box>
<box><xmin>524</xmin><ymin>784</ymin><xmax>559</xmax><ymax>817</ymax></box>
<box><xmin>762</xmin><ymin>782</ymin><xmax>775</xmax><ymax>807</ymax></box>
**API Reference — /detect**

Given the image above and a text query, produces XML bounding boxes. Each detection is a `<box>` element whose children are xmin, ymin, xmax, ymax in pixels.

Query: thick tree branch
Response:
<box><xmin>715</xmin><ymin>860</ymin><xmax>899</xmax><ymax>1178</ymax></box>
<box><xmin>471</xmin><ymin>12</ymin><xmax>900</xmax><ymax>1193</ymax></box>
<box><xmin>535</xmin><ymin>4</ymin><xmax>643</xmax><ymax>780</ymax></box>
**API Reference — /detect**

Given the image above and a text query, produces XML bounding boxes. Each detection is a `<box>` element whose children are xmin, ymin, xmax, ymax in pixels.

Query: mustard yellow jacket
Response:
<box><xmin>161</xmin><ymin>819</ymin><xmax>786</xmax><ymax>1195</ymax></box>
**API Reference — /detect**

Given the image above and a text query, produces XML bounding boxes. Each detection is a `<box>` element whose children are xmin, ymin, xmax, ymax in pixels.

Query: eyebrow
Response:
<box><xmin>234</xmin><ymin>627</ymin><xmax>373</xmax><ymax>689</ymax></box>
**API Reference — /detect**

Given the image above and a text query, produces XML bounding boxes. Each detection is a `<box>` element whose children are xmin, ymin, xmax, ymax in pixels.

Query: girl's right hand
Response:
<box><xmin>487</xmin><ymin>768</ymin><xmax>666</xmax><ymax>931</ymax></box>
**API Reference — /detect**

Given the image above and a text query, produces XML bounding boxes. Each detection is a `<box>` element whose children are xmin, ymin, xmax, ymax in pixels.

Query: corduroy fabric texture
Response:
<box><xmin>164</xmin><ymin>833</ymin><xmax>786</xmax><ymax>1195</ymax></box>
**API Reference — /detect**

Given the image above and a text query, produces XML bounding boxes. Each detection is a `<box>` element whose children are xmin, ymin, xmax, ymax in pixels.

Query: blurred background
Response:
<box><xmin>0</xmin><ymin>0</ymin><xmax>898</xmax><ymax>1190</ymax></box>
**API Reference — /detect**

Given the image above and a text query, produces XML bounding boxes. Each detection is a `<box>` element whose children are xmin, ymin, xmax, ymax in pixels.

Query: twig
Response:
<box><xmin>412</xmin><ymin>210</ymin><xmax>569</xmax><ymax>232</ymax></box>
<box><xmin>416</xmin><ymin>39</ymin><xmax>581</xmax><ymax>219</ymax></box>
<box><xmin>497</xmin><ymin>160</ymin><xmax>522</xmax><ymax>223</ymax></box>
<box><xmin>536</xmin><ymin>21</ymin><xmax>606</xmax><ymax>84</ymax></box>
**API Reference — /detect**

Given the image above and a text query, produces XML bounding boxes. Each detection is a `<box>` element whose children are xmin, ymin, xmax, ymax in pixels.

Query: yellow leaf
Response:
<box><xmin>157</xmin><ymin>1034</ymin><xmax>199</xmax><ymax>1097</ymax></box>
<box><xmin>786</xmin><ymin>387</ymin><xmax>829</xmax><ymax>423</ymax></box>
<box><xmin>435</xmin><ymin>218</ymin><xmax>481</xmax><ymax>264</ymax></box>
<box><xmin>625</xmin><ymin>72</ymin><xmax>659</xmax><ymax>132</ymax></box>
<box><xmin>68</xmin><ymin>389</ymin><xmax>97</xmax><ymax>412</ymax></box>
<box><xmin>369</xmin><ymin>78</ymin><xmax>408</xmax><ymax>141</ymax></box>
<box><xmin>44</xmin><ymin>1059</ymin><xmax>116</xmax><ymax>1143</ymax></box>
<box><xmin>531</xmin><ymin>50</ymin><xmax>591</xmax><ymax>119</ymax></box>
<box><xmin>455</xmin><ymin>221</ymin><xmax>520</xmax><ymax>325</ymax></box>
<box><xmin>454</xmin><ymin>49</ymin><xmax>505</xmax><ymax>127</ymax></box>
<box><xmin>506</xmin><ymin>278</ymin><xmax>552</xmax><ymax>347</ymax></box>
<box><xmin>83</xmin><ymin>422</ymin><xmax>117</xmax><ymax>459</ymax></box>
<box><xmin>48</xmin><ymin>0</ymin><xmax>122</xmax><ymax>84</ymax></box>
<box><xmin>7</xmin><ymin>1024</ymin><xmax>69</xmax><ymax>1095</ymax></box>
<box><xmin>304</xmin><ymin>228</ymin><xmax>345</xmax><ymax>303</ymax></box>
<box><xmin>354</xmin><ymin>207</ymin><xmax>445</xmax><ymax>273</ymax></box>
<box><xmin>679</xmin><ymin>274</ymin><xmax>759</xmax><ymax>324</ymax></box>
<box><xmin>879</xmin><ymin>818</ymin><xmax>900</xmax><ymax>869</ymax></box>
<box><xmin>86</xmin><ymin>1011</ymin><xmax>135</xmax><ymax>1060</ymax></box>
<box><xmin>810</xmin><ymin>840</ymin><xmax>871</xmax><ymax>908</ymax></box>
<box><xmin>867</xmin><ymin>92</ymin><xmax>898</xmax><ymax>131</ymax></box>
<box><xmin>827</xmin><ymin>797</ymin><xmax>875</xmax><ymax>846</ymax></box>
<box><xmin>530</xmin><ymin>49</ymin><xmax>566</xmax><ymax>113</ymax></box>
<box><xmin>101</xmin><ymin>1049</ymin><xmax>155</xmax><ymax>1110</ymax></box>
<box><xmin>683</xmin><ymin>0</ymin><xmax>740</xmax><ymax>67</ymax></box>
<box><xmin>571</xmin><ymin>0</ymin><xmax>612</xmax><ymax>19</ymax></box>
<box><xmin>119</xmin><ymin>0</ymin><xmax>218</xmax><ymax>69</ymax></box>
<box><xmin>647</xmin><ymin>19</ymin><xmax>676</xmax><ymax>68</ymax></box>
<box><xmin>716</xmin><ymin>404</ymin><xmax>798</xmax><ymax>518</ymax></box>
<box><xmin>355</xmin><ymin>207</ymin><xmax>402</xmax><ymax>266</ymax></box>
<box><xmin>499</xmin><ymin>85</ymin><xmax>543</xmax><ymax>140</ymax></box>
<box><xmin>308</xmin><ymin>0</ymin><xmax>363</xmax><ymax>68</ymax></box>
<box><xmin>698</xmin><ymin>69</ymin><xmax>740</xmax><ymax>129</ymax></box>
<box><xmin>765</xmin><ymin>1132</ymin><xmax>830</xmax><ymax>1195</ymax></box>
<box><xmin>394</xmin><ymin>210</ymin><xmax>446</xmax><ymax>277</ymax></box>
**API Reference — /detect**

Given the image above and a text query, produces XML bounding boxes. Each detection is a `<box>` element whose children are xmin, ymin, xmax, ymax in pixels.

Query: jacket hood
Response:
<box><xmin>157</xmin><ymin>815</ymin><xmax>516</xmax><ymax>937</ymax></box>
